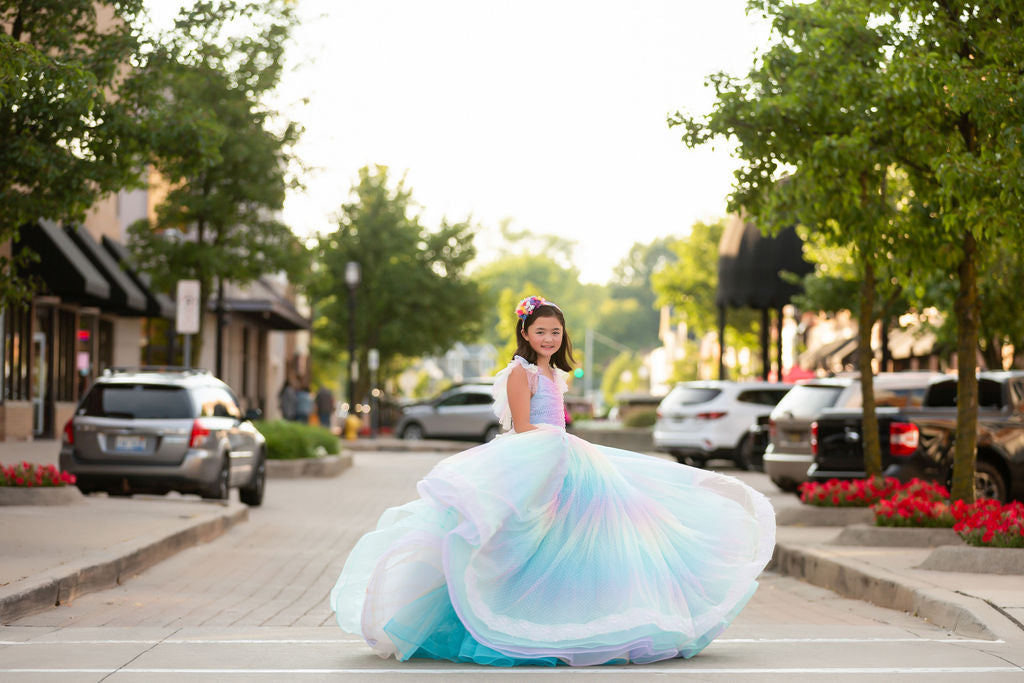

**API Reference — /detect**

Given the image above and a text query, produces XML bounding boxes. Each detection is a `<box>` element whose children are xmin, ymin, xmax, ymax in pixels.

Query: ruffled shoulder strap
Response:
<box><xmin>491</xmin><ymin>356</ymin><xmax>538</xmax><ymax>430</ymax></box>
<box><xmin>553</xmin><ymin>368</ymin><xmax>570</xmax><ymax>395</ymax></box>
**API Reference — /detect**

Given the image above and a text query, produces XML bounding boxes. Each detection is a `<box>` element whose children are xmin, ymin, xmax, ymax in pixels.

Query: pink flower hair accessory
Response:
<box><xmin>515</xmin><ymin>295</ymin><xmax>559</xmax><ymax>321</ymax></box>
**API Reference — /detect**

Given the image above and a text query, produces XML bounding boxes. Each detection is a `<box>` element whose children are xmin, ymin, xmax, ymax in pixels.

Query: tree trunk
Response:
<box><xmin>859</xmin><ymin>255</ymin><xmax>882</xmax><ymax>478</ymax></box>
<box><xmin>951</xmin><ymin>232</ymin><xmax>979</xmax><ymax>502</ymax></box>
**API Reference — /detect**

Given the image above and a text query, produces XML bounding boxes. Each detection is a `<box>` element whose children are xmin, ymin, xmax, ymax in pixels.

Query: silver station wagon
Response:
<box><xmin>60</xmin><ymin>368</ymin><xmax>266</xmax><ymax>506</ymax></box>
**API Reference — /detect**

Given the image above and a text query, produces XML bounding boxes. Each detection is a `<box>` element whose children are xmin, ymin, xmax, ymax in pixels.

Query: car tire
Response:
<box><xmin>735</xmin><ymin>435</ymin><xmax>756</xmax><ymax>471</ymax></box>
<box><xmin>201</xmin><ymin>455</ymin><xmax>230</xmax><ymax>501</ymax></box>
<box><xmin>239</xmin><ymin>452</ymin><xmax>266</xmax><ymax>507</ymax></box>
<box><xmin>974</xmin><ymin>460</ymin><xmax>1007</xmax><ymax>502</ymax></box>
<box><xmin>482</xmin><ymin>425</ymin><xmax>500</xmax><ymax>442</ymax></box>
<box><xmin>401</xmin><ymin>423</ymin><xmax>425</xmax><ymax>440</ymax></box>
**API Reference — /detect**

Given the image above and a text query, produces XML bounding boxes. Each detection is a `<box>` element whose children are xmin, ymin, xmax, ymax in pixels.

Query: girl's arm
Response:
<box><xmin>507</xmin><ymin>365</ymin><xmax>536</xmax><ymax>433</ymax></box>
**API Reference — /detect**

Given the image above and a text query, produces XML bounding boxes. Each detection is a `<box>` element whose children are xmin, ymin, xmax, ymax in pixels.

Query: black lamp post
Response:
<box><xmin>345</xmin><ymin>261</ymin><xmax>361</xmax><ymax>416</ymax></box>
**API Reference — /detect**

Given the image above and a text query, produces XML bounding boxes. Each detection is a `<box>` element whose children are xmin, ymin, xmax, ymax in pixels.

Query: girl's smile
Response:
<box><xmin>522</xmin><ymin>315</ymin><xmax>563</xmax><ymax>363</ymax></box>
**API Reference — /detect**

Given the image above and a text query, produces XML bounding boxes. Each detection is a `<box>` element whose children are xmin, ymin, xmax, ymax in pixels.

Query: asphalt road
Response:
<box><xmin>1</xmin><ymin>451</ymin><xmax>1021</xmax><ymax>681</ymax></box>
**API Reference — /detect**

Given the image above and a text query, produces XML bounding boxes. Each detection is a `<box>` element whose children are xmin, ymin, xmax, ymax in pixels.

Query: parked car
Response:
<box><xmin>763</xmin><ymin>371</ymin><xmax>943</xmax><ymax>492</ymax></box>
<box><xmin>809</xmin><ymin>370</ymin><xmax>1024</xmax><ymax>502</ymax></box>
<box><xmin>396</xmin><ymin>383</ymin><xmax>501</xmax><ymax>442</ymax></box>
<box><xmin>653</xmin><ymin>381</ymin><xmax>792</xmax><ymax>469</ymax></box>
<box><xmin>60</xmin><ymin>367</ymin><xmax>266</xmax><ymax>506</ymax></box>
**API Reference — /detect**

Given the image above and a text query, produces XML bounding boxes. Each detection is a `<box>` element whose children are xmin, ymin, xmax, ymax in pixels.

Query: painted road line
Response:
<box><xmin>1</xmin><ymin>666</ymin><xmax>1022</xmax><ymax>675</ymax></box>
<box><xmin>0</xmin><ymin>637</ymin><xmax>1003</xmax><ymax>646</ymax></box>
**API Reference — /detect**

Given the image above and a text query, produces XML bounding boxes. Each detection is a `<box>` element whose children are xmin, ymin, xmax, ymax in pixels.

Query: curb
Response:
<box><xmin>266</xmin><ymin>453</ymin><xmax>353</xmax><ymax>478</ymax></box>
<box><xmin>344</xmin><ymin>439</ymin><xmax>471</xmax><ymax>452</ymax></box>
<box><xmin>0</xmin><ymin>504</ymin><xmax>248</xmax><ymax>624</ymax></box>
<box><xmin>770</xmin><ymin>541</ymin><xmax>1014</xmax><ymax>640</ymax></box>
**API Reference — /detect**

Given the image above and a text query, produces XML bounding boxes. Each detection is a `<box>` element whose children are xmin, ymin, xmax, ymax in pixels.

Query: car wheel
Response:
<box><xmin>201</xmin><ymin>455</ymin><xmax>230</xmax><ymax>500</ymax></box>
<box><xmin>735</xmin><ymin>435</ymin><xmax>756</xmax><ymax>471</ymax></box>
<box><xmin>239</xmin><ymin>453</ymin><xmax>266</xmax><ymax>507</ymax></box>
<box><xmin>482</xmin><ymin>425</ymin><xmax>500</xmax><ymax>442</ymax></box>
<box><xmin>974</xmin><ymin>460</ymin><xmax>1007</xmax><ymax>502</ymax></box>
<box><xmin>401</xmin><ymin>423</ymin><xmax>425</xmax><ymax>440</ymax></box>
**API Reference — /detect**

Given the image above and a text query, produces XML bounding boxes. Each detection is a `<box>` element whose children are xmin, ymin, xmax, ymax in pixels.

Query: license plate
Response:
<box><xmin>114</xmin><ymin>435</ymin><xmax>147</xmax><ymax>452</ymax></box>
<box><xmin>787</xmin><ymin>431</ymin><xmax>805</xmax><ymax>443</ymax></box>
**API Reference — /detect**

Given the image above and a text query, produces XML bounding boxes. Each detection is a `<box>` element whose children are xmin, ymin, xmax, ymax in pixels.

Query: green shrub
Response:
<box><xmin>623</xmin><ymin>409</ymin><xmax>657</xmax><ymax>428</ymax></box>
<box><xmin>255</xmin><ymin>420</ymin><xmax>340</xmax><ymax>459</ymax></box>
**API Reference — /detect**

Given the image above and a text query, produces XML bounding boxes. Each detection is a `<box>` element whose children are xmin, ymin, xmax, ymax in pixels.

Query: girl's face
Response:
<box><xmin>522</xmin><ymin>315</ymin><xmax>563</xmax><ymax>364</ymax></box>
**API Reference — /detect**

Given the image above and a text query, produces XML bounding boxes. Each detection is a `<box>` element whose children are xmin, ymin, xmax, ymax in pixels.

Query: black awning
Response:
<box><xmin>64</xmin><ymin>225</ymin><xmax>147</xmax><ymax>315</ymax></box>
<box><xmin>101</xmin><ymin>236</ymin><xmax>176</xmax><ymax>319</ymax></box>
<box><xmin>218</xmin><ymin>277</ymin><xmax>310</xmax><ymax>330</ymax></box>
<box><xmin>17</xmin><ymin>221</ymin><xmax>110</xmax><ymax>301</ymax></box>
<box><xmin>716</xmin><ymin>216</ymin><xmax>813</xmax><ymax>310</ymax></box>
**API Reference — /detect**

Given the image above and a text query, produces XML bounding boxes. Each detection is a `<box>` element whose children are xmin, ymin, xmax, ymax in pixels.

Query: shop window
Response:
<box><xmin>3</xmin><ymin>306</ymin><xmax>32</xmax><ymax>400</ymax></box>
<box><xmin>55</xmin><ymin>309</ymin><xmax>77</xmax><ymax>401</ymax></box>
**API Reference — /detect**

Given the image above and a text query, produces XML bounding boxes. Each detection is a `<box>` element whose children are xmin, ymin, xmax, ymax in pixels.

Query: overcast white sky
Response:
<box><xmin>147</xmin><ymin>1</ymin><xmax>773</xmax><ymax>284</ymax></box>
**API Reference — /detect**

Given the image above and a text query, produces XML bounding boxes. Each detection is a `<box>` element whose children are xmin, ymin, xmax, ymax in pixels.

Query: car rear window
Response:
<box><xmin>79</xmin><ymin>384</ymin><xmax>194</xmax><ymax>419</ymax></box>
<box><xmin>924</xmin><ymin>378</ymin><xmax>1005</xmax><ymax>408</ymax></box>
<box><xmin>664</xmin><ymin>386</ymin><xmax>722</xmax><ymax>406</ymax></box>
<box><xmin>772</xmin><ymin>384</ymin><xmax>844</xmax><ymax>418</ymax></box>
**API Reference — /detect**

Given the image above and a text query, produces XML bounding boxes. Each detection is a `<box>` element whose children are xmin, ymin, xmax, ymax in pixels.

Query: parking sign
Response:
<box><xmin>176</xmin><ymin>280</ymin><xmax>201</xmax><ymax>335</ymax></box>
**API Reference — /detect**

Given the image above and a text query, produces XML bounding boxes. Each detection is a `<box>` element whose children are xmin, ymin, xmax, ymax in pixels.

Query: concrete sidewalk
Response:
<box><xmin>1</xmin><ymin>440</ymin><xmax>248</xmax><ymax>623</ymax></box>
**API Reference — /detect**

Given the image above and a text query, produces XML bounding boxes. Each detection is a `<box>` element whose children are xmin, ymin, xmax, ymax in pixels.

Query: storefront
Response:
<box><xmin>1</xmin><ymin>221</ymin><xmax>171</xmax><ymax>440</ymax></box>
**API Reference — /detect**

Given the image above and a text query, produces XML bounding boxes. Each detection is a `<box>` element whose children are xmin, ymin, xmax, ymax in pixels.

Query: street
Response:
<box><xmin>2</xmin><ymin>451</ymin><xmax>1022</xmax><ymax>681</ymax></box>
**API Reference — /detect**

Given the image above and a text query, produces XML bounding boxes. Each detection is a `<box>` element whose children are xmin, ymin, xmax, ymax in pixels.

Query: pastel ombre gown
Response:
<box><xmin>329</xmin><ymin>356</ymin><xmax>775</xmax><ymax>666</ymax></box>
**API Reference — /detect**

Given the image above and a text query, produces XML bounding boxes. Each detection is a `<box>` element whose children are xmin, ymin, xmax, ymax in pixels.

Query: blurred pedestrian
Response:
<box><xmin>295</xmin><ymin>385</ymin><xmax>313</xmax><ymax>424</ymax></box>
<box><xmin>278</xmin><ymin>382</ymin><xmax>296</xmax><ymax>421</ymax></box>
<box><xmin>315</xmin><ymin>385</ymin><xmax>335</xmax><ymax>430</ymax></box>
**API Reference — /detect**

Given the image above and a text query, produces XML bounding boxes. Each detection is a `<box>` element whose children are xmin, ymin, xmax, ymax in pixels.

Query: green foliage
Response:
<box><xmin>126</xmin><ymin>0</ymin><xmax>307</xmax><ymax>365</ymax></box>
<box><xmin>1</xmin><ymin>1</ymin><xmax>149</xmax><ymax>307</ymax></box>
<box><xmin>623</xmin><ymin>409</ymin><xmax>658</xmax><ymax>428</ymax></box>
<box><xmin>255</xmin><ymin>420</ymin><xmax>339</xmax><ymax>459</ymax></box>
<box><xmin>312</xmin><ymin>166</ymin><xmax>486</xmax><ymax>401</ymax></box>
<box><xmin>601</xmin><ymin>352</ymin><xmax>645</xmax><ymax>407</ymax></box>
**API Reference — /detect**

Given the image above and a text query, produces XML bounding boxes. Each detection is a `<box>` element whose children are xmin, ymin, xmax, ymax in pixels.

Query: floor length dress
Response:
<box><xmin>329</xmin><ymin>356</ymin><xmax>776</xmax><ymax>666</ymax></box>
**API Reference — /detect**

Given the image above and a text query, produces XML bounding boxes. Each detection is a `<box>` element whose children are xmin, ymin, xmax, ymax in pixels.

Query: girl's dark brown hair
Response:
<box><xmin>513</xmin><ymin>304</ymin><xmax>576</xmax><ymax>372</ymax></box>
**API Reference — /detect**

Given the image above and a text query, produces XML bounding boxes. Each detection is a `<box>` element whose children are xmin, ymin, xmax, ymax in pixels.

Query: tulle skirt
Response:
<box><xmin>329</xmin><ymin>426</ymin><xmax>775</xmax><ymax>666</ymax></box>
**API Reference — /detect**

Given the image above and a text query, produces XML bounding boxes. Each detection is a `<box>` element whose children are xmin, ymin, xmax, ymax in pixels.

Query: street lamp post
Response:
<box><xmin>345</xmin><ymin>262</ymin><xmax>361</xmax><ymax>420</ymax></box>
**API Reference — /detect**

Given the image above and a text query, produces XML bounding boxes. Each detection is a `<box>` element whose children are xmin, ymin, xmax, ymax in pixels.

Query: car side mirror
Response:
<box><xmin>244</xmin><ymin>409</ymin><xmax>262</xmax><ymax>422</ymax></box>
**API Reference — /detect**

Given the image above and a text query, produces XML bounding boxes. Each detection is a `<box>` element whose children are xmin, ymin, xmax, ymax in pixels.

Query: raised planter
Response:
<box><xmin>918</xmin><ymin>545</ymin><xmax>1024</xmax><ymax>575</ymax></box>
<box><xmin>0</xmin><ymin>486</ymin><xmax>83</xmax><ymax>506</ymax></box>
<box><xmin>568</xmin><ymin>423</ymin><xmax>653</xmax><ymax>452</ymax></box>
<box><xmin>831</xmin><ymin>523</ymin><xmax>962</xmax><ymax>548</ymax></box>
<box><xmin>266</xmin><ymin>453</ymin><xmax>352</xmax><ymax>479</ymax></box>
<box><xmin>776</xmin><ymin>505</ymin><xmax>874</xmax><ymax>527</ymax></box>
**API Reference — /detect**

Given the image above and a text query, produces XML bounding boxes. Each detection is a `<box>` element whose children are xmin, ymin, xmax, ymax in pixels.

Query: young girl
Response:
<box><xmin>330</xmin><ymin>295</ymin><xmax>775</xmax><ymax>666</ymax></box>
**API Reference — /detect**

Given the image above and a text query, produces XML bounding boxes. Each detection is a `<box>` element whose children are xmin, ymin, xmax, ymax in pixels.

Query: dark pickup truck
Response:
<box><xmin>808</xmin><ymin>370</ymin><xmax>1024</xmax><ymax>502</ymax></box>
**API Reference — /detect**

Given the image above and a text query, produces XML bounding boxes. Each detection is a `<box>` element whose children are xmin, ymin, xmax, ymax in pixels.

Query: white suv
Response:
<box><xmin>653</xmin><ymin>381</ymin><xmax>792</xmax><ymax>469</ymax></box>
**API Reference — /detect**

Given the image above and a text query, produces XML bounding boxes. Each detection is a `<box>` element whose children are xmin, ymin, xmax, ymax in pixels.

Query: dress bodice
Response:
<box><xmin>529</xmin><ymin>373</ymin><xmax>566</xmax><ymax>429</ymax></box>
<box><xmin>490</xmin><ymin>356</ymin><xmax>568</xmax><ymax>432</ymax></box>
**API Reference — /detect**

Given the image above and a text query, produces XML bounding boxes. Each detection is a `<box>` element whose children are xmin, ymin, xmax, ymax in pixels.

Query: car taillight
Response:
<box><xmin>62</xmin><ymin>419</ymin><xmax>74</xmax><ymax>445</ymax></box>
<box><xmin>695</xmin><ymin>411</ymin><xmax>727</xmax><ymax>420</ymax></box>
<box><xmin>769</xmin><ymin>419</ymin><xmax>777</xmax><ymax>439</ymax></box>
<box><xmin>190</xmin><ymin>419</ymin><xmax>211</xmax><ymax>448</ymax></box>
<box><xmin>889</xmin><ymin>421</ymin><xmax>919</xmax><ymax>457</ymax></box>
<box><xmin>810</xmin><ymin>421</ymin><xmax>818</xmax><ymax>455</ymax></box>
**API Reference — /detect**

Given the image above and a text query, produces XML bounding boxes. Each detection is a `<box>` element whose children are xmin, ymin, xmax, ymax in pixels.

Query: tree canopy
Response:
<box><xmin>1</xmin><ymin>0</ymin><xmax>149</xmax><ymax>306</ymax></box>
<box><xmin>312</xmin><ymin>165</ymin><xmax>486</xmax><ymax>399</ymax></box>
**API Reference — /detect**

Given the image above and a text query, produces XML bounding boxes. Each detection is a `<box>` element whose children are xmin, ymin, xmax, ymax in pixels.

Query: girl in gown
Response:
<box><xmin>330</xmin><ymin>296</ymin><xmax>776</xmax><ymax>666</ymax></box>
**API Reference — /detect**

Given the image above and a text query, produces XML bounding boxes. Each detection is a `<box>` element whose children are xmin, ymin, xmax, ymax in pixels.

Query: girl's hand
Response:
<box><xmin>507</xmin><ymin>365</ymin><xmax>536</xmax><ymax>433</ymax></box>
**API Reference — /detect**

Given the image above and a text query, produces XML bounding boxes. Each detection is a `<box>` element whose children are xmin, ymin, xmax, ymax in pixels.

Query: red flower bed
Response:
<box><xmin>799</xmin><ymin>476</ymin><xmax>902</xmax><ymax>507</ymax></box>
<box><xmin>0</xmin><ymin>462</ymin><xmax>76</xmax><ymax>487</ymax></box>
<box><xmin>951</xmin><ymin>499</ymin><xmax>1024</xmax><ymax>548</ymax></box>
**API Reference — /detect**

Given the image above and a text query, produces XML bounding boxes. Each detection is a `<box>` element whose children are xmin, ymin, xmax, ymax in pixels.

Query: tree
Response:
<box><xmin>876</xmin><ymin>0</ymin><xmax>1024</xmax><ymax>500</ymax></box>
<box><xmin>1</xmin><ymin>0</ymin><xmax>149</xmax><ymax>307</ymax></box>
<box><xmin>673</xmin><ymin>0</ymin><xmax>912</xmax><ymax>476</ymax></box>
<box><xmin>127</xmin><ymin>0</ymin><xmax>306</xmax><ymax>370</ymax></box>
<box><xmin>606</xmin><ymin>237</ymin><xmax>676</xmax><ymax>352</ymax></box>
<box><xmin>313</xmin><ymin>165</ymin><xmax>486</xmax><ymax>400</ymax></box>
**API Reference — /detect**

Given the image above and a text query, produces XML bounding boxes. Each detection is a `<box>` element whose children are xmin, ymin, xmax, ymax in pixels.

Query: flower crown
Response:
<box><xmin>515</xmin><ymin>295</ymin><xmax>559</xmax><ymax>321</ymax></box>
